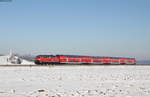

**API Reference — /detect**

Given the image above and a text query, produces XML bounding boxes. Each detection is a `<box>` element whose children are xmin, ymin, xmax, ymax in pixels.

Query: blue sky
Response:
<box><xmin>0</xmin><ymin>0</ymin><xmax>150</xmax><ymax>60</ymax></box>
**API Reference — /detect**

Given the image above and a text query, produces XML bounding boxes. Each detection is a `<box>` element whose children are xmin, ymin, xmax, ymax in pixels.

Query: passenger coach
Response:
<box><xmin>34</xmin><ymin>55</ymin><xmax>136</xmax><ymax>65</ymax></box>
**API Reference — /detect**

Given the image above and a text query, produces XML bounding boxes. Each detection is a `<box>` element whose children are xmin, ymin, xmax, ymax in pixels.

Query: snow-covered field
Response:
<box><xmin>0</xmin><ymin>65</ymin><xmax>150</xmax><ymax>97</ymax></box>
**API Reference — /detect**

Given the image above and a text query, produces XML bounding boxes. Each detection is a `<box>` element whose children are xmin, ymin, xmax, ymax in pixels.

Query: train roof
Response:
<box><xmin>56</xmin><ymin>55</ymin><xmax>135</xmax><ymax>59</ymax></box>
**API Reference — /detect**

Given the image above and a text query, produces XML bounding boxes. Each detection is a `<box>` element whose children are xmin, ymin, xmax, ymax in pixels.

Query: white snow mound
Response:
<box><xmin>0</xmin><ymin>55</ymin><xmax>34</xmax><ymax>65</ymax></box>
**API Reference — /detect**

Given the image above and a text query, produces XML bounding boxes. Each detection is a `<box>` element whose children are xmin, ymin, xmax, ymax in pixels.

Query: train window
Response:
<box><xmin>36</xmin><ymin>56</ymin><xmax>41</xmax><ymax>58</ymax></box>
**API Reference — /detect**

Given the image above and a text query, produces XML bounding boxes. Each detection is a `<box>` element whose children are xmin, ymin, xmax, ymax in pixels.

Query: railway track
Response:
<box><xmin>0</xmin><ymin>64</ymin><xmax>149</xmax><ymax>67</ymax></box>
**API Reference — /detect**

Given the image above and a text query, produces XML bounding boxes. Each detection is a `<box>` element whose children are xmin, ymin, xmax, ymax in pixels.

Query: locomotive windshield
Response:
<box><xmin>36</xmin><ymin>55</ymin><xmax>55</xmax><ymax>58</ymax></box>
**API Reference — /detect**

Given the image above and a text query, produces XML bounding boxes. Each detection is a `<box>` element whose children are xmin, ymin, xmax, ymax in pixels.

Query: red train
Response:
<box><xmin>34</xmin><ymin>55</ymin><xmax>136</xmax><ymax>65</ymax></box>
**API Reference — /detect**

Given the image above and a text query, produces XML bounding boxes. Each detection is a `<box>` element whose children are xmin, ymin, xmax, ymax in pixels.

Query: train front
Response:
<box><xmin>34</xmin><ymin>55</ymin><xmax>60</xmax><ymax>65</ymax></box>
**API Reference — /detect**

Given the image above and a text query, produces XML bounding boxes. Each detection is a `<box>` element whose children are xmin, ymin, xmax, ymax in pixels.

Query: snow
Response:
<box><xmin>21</xmin><ymin>59</ymin><xmax>34</xmax><ymax>65</ymax></box>
<box><xmin>0</xmin><ymin>55</ymin><xmax>34</xmax><ymax>65</ymax></box>
<box><xmin>0</xmin><ymin>65</ymin><xmax>150</xmax><ymax>97</ymax></box>
<box><xmin>0</xmin><ymin>55</ymin><xmax>11</xmax><ymax>65</ymax></box>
